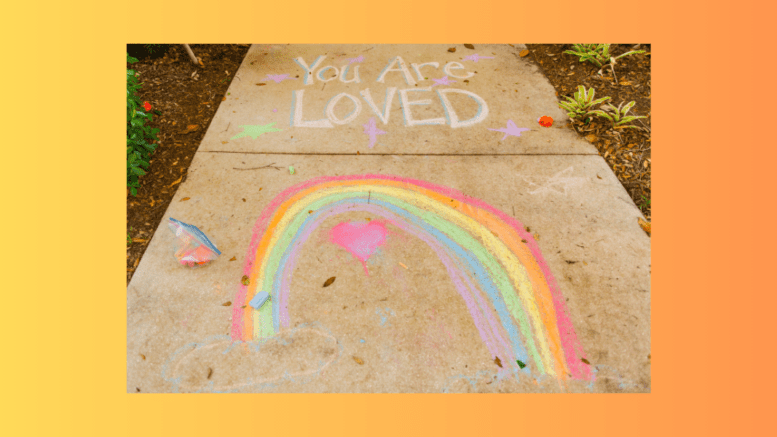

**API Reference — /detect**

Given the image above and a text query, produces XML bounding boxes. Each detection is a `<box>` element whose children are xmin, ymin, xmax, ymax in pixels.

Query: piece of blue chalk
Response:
<box><xmin>249</xmin><ymin>291</ymin><xmax>270</xmax><ymax>309</ymax></box>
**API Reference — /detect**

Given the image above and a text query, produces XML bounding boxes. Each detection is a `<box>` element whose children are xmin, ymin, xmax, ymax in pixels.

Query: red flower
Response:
<box><xmin>143</xmin><ymin>101</ymin><xmax>152</xmax><ymax>111</ymax></box>
<box><xmin>538</xmin><ymin>116</ymin><xmax>553</xmax><ymax>127</ymax></box>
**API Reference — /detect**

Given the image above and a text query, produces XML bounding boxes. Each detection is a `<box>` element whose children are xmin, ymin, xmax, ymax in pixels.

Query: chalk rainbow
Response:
<box><xmin>231</xmin><ymin>174</ymin><xmax>591</xmax><ymax>381</ymax></box>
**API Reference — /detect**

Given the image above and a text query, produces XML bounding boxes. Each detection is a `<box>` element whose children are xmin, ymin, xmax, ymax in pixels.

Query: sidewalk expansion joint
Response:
<box><xmin>201</xmin><ymin>151</ymin><xmax>600</xmax><ymax>156</ymax></box>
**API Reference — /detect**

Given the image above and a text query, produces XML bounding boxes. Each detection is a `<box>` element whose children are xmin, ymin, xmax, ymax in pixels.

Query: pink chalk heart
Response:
<box><xmin>329</xmin><ymin>220</ymin><xmax>388</xmax><ymax>274</ymax></box>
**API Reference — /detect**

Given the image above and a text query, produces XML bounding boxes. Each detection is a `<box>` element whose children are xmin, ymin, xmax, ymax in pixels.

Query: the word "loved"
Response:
<box><xmin>290</xmin><ymin>87</ymin><xmax>488</xmax><ymax>129</ymax></box>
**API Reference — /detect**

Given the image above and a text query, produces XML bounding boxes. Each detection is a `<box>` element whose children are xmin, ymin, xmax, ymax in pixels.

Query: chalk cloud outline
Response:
<box><xmin>162</xmin><ymin>323</ymin><xmax>341</xmax><ymax>393</ymax></box>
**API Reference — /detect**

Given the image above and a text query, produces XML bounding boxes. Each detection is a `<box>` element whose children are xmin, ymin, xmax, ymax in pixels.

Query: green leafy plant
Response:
<box><xmin>564</xmin><ymin>44</ymin><xmax>645</xmax><ymax>68</ymax></box>
<box><xmin>588</xmin><ymin>101</ymin><xmax>647</xmax><ymax>129</ymax></box>
<box><xmin>127</xmin><ymin>53</ymin><xmax>159</xmax><ymax>196</ymax></box>
<box><xmin>558</xmin><ymin>86</ymin><xmax>611</xmax><ymax>120</ymax></box>
<box><xmin>639</xmin><ymin>195</ymin><xmax>651</xmax><ymax>212</ymax></box>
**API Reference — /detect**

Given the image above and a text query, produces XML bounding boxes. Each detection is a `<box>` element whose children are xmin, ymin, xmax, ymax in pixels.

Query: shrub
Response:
<box><xmin>588</xmin><ymin>101</ymin><xmax>647</xmax><ymax>129</ymax></box>
<box><xmin>564</xmin><ymin>44</ymin><xmax>645</xmax><ymax>68</ymax></box>
<box><xmin>558</xmin><ymin>85</ymin><xmax>611</xmax><ymax>120</ymax></box>
<box><xmin>127</xmin><ymin>53</ymin><xmax>159</xmax><ymax>196</ymax></box>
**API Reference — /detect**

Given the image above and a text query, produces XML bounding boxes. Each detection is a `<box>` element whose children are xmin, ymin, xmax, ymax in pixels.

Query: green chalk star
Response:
<box><xmin>230</xmin><ymin>123</ymin><xmax>283</xmax><ymax>140</ymax></box>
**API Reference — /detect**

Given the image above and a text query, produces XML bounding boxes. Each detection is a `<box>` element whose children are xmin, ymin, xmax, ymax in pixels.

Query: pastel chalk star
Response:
<box><xmin>488</xmin><ymin>120</ymin><xmax>531</xmax><ymax>140</ymax></box>
<box><xmin>522</xmin><ymin>166</ymin><xmax>585</xmax><ymax>196</ymax></box>
<box><xmin>347</xmin><ymin>55</ymin><xmax>364</xmax><ymax>64</ymax></box>
<box><xmin>463</xmin><ymin>53</ymin><xmax>495</xmax><ymax>63</ymax></box>
<box><xmin>363</xmin><ymin>117</ymin><xmax>387</xmax><ymax>149</ymax></box>
<box><xmin>265</xmin><ymin>74</ymin><xmax>296</xmax><ymax>83</ymax></box>
<box><xmin>230</xmin><ymin>123</ymin><xmax>283</xmax><ymax>140</ymax></box>
<box><xmin>431</xmin><ymin>76</ymin><xmax>457</xmax><ymax>87</ymax></box>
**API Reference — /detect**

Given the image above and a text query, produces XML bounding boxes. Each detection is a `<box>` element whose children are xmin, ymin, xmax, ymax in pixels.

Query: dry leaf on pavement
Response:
<box><xmin>323</xmin><ymin>277</ymin><xmax>336</xmax><ymax>287</ymax></box>
<box><xmin>638</xmin><ymin>217</ymin><xmax>651</xmax><ymax>235</ymax></box>
<box><xmin>519</xmin><ymin>49</ymin><xmax>529</xmax><ymax>57</ymax></box>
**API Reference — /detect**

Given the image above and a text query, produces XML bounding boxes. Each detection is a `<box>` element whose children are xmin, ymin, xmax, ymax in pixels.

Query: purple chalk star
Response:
<box><xmin>363</xmin><ymin>117</ymin><xmax>387</xmax><ymax>149</ymax></box>
<box><xmin>431</xmin><ymin>76</ymin><xmax>456</xmax><ymax>87</ymax></box>
<box><xmin>265</xmin><ymin>74</ymin><xmax>296</xmax><ymax>83</ymax></box>
<box><xmin>463</xmin><ymin>54</ymin><xmax>495</xmax><ymax>63</ymax></box>
<box><xmin>347</xmin><ymin>55</ymin><xmax>365</xmax><ymax>64</ymax></box>
<box><xmin>488</xmin><ymin>120</ymin><xmax>531</xmax><ymax>140</ymax></box>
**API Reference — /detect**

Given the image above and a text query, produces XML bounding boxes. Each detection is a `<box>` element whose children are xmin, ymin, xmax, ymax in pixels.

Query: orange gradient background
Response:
<box><xmin>1</xmin><ymin>0</ymin><xmax>773</xmax><ymax>435</ymax></box>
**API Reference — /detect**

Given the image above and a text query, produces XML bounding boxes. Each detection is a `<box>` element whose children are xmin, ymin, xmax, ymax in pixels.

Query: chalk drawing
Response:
<box><xmin>329</xmin><ymin>219</ymin><xmax>389</xmax><ymax>275</ymax></box>
<box><xmin>233</xmin><ymin>175</ymin><xmax>592</xmax><ymax>383</ymax></box>
<box><xmin>463</xmin><ymin>54</ymin><xmax>495</xmax><ymax>63</ymax></box>
<box><xmin>359</xmin><ymin>88</ymin><xmax>397</xmax><ymax>125</ymax></box>
<box><xmin>399</xmin><ymin>88</ymin><xmax>446</xmax><ymax>127</ymax></box>
<box><xmin>443</xmin><ymin>62</ymin><xmax>475</xmax><ymax>79</ymax></box>
<box><xmin>293</xmin><ymin>56</ymin><xmax>326</xmax><ymax>85</ymax></box>
<box><xmin>362</xmin><ymin>117</ymin><xmax>387</xmax><ymax>149</ymax></box>
<box><xmin>376</xmin><ymin>56</ymin><xmax>417</xmax><ymax>86</ymax></box>
<box><xmin>325</xmin><ymin>92</ymin><xmax>362</xmax><ymax>125</ymax></box>
<box><xmin>290</xmin><ymin>90</ymin><xmax>333</xmax><ymax>128</ymax></box>
<box><xmin>230</xmin><ymin>123</ymin><xmax>283</xmax><ymax>140</ymax></box>
<box><xmin>431</xmin><ymin>76</ymin><xmax>457</xmax><ymax>87</ymax></box>
<box><xmin>162</xmin><ymin>324</ymin><xmax>341</xmax><ymax>392</ymax></box>
<box><xmin>375</xmin><ymin>307</ymin><xmax>396</xmax><ymax>326</ymax></box>
<box><xmin>316</xmin><ymin>65</ymin><xmax>339</xmax><ymax>83</ymax></box>
<box><xmin>522</xmin><ymin>166</ymin><xmax>585</xmax><ymax>196</ymax></box>
<box><xmin>436</xmin><ymin>88</ymin><xmax>489</xmax><ymax>128</ymax></box>
<box><xmin>411</xmin><ymin>62</ymin><xmax>440</xmax><ymax>81</ymax></box>
<box><xmin>488</xmin><ymin>119</ymin><xmax>531</xmax><ymax>140</ymax></box>
<box><xmin>265</xmin><ymin>74</ymin><xmax>296</xmax><ymax>84</ymax></box>
<box><xmin>286</xmin><ymin>53</ymin><xmax>494</xmax><ymax>129</ymax></box>
<box><xmin>443</xmin><ymin>361</ymin><xmax>648</xmax><ymax>393</ymax></box>
<box><xmin>339</xmin><ymin>64</ymin><xmax>361</xmax><ymax>83</ymax></box>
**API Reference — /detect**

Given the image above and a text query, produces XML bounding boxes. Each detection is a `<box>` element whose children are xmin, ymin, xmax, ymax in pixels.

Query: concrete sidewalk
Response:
<box><xmin>127</xmin><ymin>44</ymin><xmax>650</xmax><ymax>393</ymax></box>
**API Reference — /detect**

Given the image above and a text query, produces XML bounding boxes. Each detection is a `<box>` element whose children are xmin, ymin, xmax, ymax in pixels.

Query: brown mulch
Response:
<box><xmin>127</xmin><ymin>44</ymin><xmax>250</xmax><ymax>284</ymax></box>
<box><xmin>127</xmin><ymin>44</ymin><xmax>651</xmax><ymax>285</ymax></box>
<box><xmin>524</xmin><ymin>44</ymin><xmax>651</xmax><ymax>222</ymax></box>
